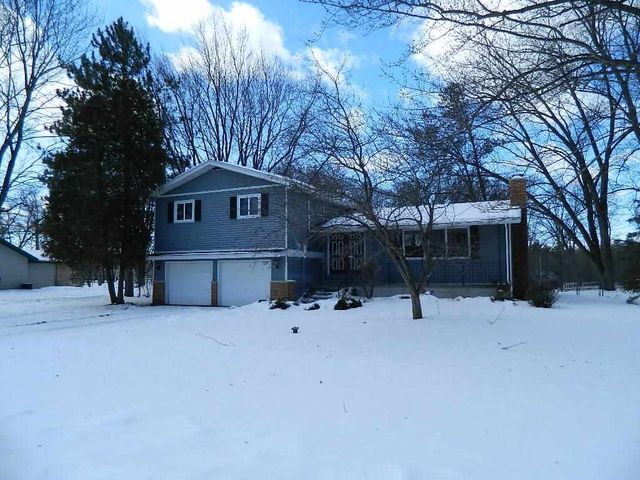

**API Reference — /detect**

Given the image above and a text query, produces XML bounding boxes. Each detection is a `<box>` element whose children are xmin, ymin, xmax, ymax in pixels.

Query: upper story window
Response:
<box><xmin>238</xmin><ymin>194</ymin><xmax>261</xmax><ymax>218</ymax></box>
<box><xmin>175</xmin><ymin>200</ymin><xmax>195</xmax><ymax>223</ymax></box>
<box><xmin>229</xmin><ymin>193</ymin><xmax>268</xmax><ymax>220</ymax></box>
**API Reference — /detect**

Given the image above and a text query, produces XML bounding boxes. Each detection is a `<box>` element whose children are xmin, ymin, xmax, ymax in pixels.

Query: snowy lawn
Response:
<box><xmin>1</xmin><ymin>287</ymin><xmax>639</xmax><ymax>480</ymax></box>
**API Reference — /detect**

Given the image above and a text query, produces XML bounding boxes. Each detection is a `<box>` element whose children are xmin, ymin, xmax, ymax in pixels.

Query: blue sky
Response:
<box><xmin>96</xmin><ymin>0</ymin><xmax>418</xmax><ymax>103</ymax></box>
<box><xmin>75</xmin><ymin>0</ymin><xmax>638</xmax><ymax>237</ymax></box>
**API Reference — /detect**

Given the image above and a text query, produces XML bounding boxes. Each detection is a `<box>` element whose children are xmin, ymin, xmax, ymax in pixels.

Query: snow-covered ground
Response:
<box><xmin>1</xmin><ymin>286</ymin><xmax>639</xmax><ymax>480</ymax></box>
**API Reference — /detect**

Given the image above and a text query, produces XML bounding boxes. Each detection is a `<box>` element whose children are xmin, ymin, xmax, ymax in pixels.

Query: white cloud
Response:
<box><xmin>142</xmin><ymin>1</ymin><xmax>293</xmax><ymax>62</ymax></box>
<box><xmin>167</xmin><ymin>46</ymin><xmax>201</xmax><ymax>71</ymax></box>
<box><xmin>308</xmin><ymin>47</ymin><xmax>359</xmax><ymax>80</ymax></box>
<box><xmin>213</xmin><ymin>2</ymin><xmax>292</xmax><ymax>61</ymax></box>
<box><xmin>144</xmin><ymin>1</ymin><xmax>365</xmax><ymax>95</ymax></box>
<box><xmin>335</xmin><ymin>30</ymin><xmax>356</xmax><ymax>45</ymax></box>
<box><xmin>408</xmin><ymin>0</ymin><xmax>523</xmax><ymax>76</ymax></box>
<box><xmin>307</xmin><ymin>46</ymin><xmax>368</xmax><ymax>100</ymax></box>
<box><xmin>409</xmin><ymin>19</ymin><xmax>464</xmax><ymax>76</ymax></box>
<box><xmin>142</xmin><ymin>0</ymin><xmax>214</xmax><ymax>32</ymax></box>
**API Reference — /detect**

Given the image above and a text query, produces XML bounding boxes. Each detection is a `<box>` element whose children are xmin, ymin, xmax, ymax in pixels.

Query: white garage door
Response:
<box><xmin>166</xmin><ymin>261</ymin><xmax>213</xmax><ymax>306</ymax></box>
<box><xmin>218</xmin><ymin>260</ymin><xmax>271</xmax><ymax>306</ymax></box>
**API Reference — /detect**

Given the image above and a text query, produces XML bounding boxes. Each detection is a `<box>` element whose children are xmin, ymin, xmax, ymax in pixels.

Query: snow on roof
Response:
<box><xmin>0</xmin><ymin>238</ymin><xmax>52</xmax><ymax>262</ymax></box>
<box><xmin>320</xmin><ymin>200</ymin><xmax>521</xmax><ymax>230</ymax></box>
<box><xmin>154</xmin><ymin>161</ymin><xmax>313</xmax><ymax>197</ymax></box>
<box><xmin>22</xmin><ymin>248</ymin><xmax>52</xmax><ymax>262</ymax></box>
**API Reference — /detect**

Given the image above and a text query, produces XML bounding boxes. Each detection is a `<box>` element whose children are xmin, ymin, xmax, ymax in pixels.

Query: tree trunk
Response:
<box><xmin>600</xmin><ymin>244</ymin><xmax>615</xmax><ymax>290</ymax></box>
<box><xmin>410</xmin><ymin>289</ymin><xmax>423</xmax><ymax>319</ymax></box>
<box><xmin>105</xmin><ymin>266</ymin><xmax>118</xmax><ymax>304</ymax></box>
<box><xmin>136</xmin><ymin>264</ymin><xmax>146</xmax><ymax>297</ymax></box>
<box><xmin>116</xmin><ymin>264</ymin><xmax>125</xmax><ymax>304</ymax></box>
<box><xmin>124</xmin><ymin>269</ymin><xmax>134</xmax><ymax>297</ymax></box>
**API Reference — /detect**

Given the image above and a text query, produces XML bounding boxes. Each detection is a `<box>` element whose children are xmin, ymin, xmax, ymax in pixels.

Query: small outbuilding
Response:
<box><xmin>0</xmin><ymin>238</ymin><xmax>71</xmax><ymax>289</ymax></box>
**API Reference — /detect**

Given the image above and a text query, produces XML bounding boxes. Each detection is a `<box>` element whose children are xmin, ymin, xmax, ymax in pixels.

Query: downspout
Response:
<box><xmin>509</xmin><ymin>226</ymin><xmax>514</xmax><ymax>288</ymax></box>
<box><xmin>497</xmin><ymin>224</ymin><xmax>503</xmax><ymax>285</ymax></box>
<box><xmin>509</xmin><ymin>225</ymin><xmax>513</xmax><ymax>287</ymax></box>
<box><xmin>505</xmin><ymin>223</ymin><xmax>513</xmax><ymax>289</ymax></box>
<box><xmin>302</xmin><ymin>199</ymin><xmax>310</xmax><ymax>293</ymax></box>
<box><xmin>284</xmin><ymin>186</ymin><xmax>289</xmax><ymax>282</ymax></box>
<box><xmin>504</xmin><ymin>224</ymin><xmax>508</xmax><ymax>285</ymax></box>
<box><xmin>302</xmin><ymin>242</ymin><xmax>307</xmax><ymax>294</ymax></box>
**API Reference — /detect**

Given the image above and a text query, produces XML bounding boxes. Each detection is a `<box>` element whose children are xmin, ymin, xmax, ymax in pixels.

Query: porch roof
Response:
<box><xmin>318</xmin><ymin>200</ymin><xmax>521</xmax><ymax>231</ymax></box>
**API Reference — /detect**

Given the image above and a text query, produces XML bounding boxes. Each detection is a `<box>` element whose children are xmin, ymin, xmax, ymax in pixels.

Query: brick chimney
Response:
<box><xmin>509</xmin><ymin>176</ymin><xmax>527</xmax><ymax>207</ymax></box>
<box><xmin>509</xmin><ymin>176</ymin><xmax>529</xmax><ymax>300</ymax></box>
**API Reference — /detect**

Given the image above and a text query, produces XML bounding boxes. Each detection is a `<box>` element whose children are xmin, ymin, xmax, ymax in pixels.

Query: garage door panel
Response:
<box><xmin>167</xmin><ymin>261</ymin><xmax>212</xmax><ymax>306</ymax></box>
<box><xmin>218</xmin><ymin>260</ymin><xmax>271</xmax><ymax>306</ymax></box>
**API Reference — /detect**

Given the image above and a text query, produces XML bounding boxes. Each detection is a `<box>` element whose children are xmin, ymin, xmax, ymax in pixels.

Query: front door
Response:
<box><xmin>329</xmin><ymin>233</ymin><xmax>364</xmax><ymax>273</ymax></box>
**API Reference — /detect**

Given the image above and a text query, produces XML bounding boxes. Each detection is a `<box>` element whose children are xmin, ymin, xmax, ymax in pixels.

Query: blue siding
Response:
<box><xmin>286</xmin><ymin>190</ymin><xmax>346</xmax><ymax>253</ymax></box>
<box><xmin>165</xmin><ymin>167</ymin><xmax>275</xmax><ymax>195</ymax></box>
<box><xmin>271</xmin><ymin>257</ymin><xmax>286</xmax><ymax>281</ymax></box>
<box><xmin>155</xmin><ymin>185</ymin><xmax>286</xmax><ymax>252</ymax></box>
<box><xmin>320</xmin><ymin>224</ymin><xmax>508</xmax><ymax>286</ymax></box>
<box><xmin>287</xmin><ymin>191</ymin><xmax>310</xmax><ymax>251</ymax></box>
<box><xmin>154</xmin><ymin>260</ymin><xmax>165</xmax><ymax>281</ymax></box>
<box><xmin>154</xmin><ymin>166</ymin><xmax>345</xmax><ymax>256</ymax></box>
<box><xmin>287</xmin><ymin>256</ymin><xmax>323</xmax><ymax>297</ymax></box>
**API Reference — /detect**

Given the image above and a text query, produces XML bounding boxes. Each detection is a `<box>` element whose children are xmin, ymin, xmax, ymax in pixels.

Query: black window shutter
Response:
<box><xmin>229</xmin><ymin>196</ymin><xmax>237</xmax><ymax>219</ymax></box>
<box><xmin>261</xmin><ymin>193</ymin><xmax>269</xmax><ymax>217</ymax></box>
<box><xmin>167</xmin><ymin>201</ymin><xmax>174</xmax><ymax>223</ymax></box>
<box><xmin>470</xmin><ymin>225</ymin><xmax>480</xmax><ymax>259</ymax></box>
<box><xmin>194</xmin><ymin>200</ymin><xmax>202</xmax><ymax>222</ymax></box>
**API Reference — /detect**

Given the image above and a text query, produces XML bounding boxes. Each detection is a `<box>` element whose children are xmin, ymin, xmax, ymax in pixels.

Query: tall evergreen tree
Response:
<box><xmin>42</xmin><ymin>18</ymin><xmax>167</xmax><ymax>304</ymax></box>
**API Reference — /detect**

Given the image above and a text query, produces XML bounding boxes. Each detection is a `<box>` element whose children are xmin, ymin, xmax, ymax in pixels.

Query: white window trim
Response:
<box><xmin>174</xmin><ymin>199</ymin><xmax>195</xmax><ymax>223</ymax></box>
<box><xmin>237</xmin><ymin>193</ymin><xmax>261</xmax><ymax>219</ymax></box>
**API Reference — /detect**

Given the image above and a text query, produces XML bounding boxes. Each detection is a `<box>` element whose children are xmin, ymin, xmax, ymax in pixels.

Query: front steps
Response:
<box><xmin>300</xmin><ymin>288</ymin><xmax>339</xmax><ymax>304</ymax></box>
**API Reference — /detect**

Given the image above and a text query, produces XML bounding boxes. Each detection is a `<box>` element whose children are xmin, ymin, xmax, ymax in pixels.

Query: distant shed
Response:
<box><xmin>0</xmin><ymin>238</ymin><xmax>72</xmax><ymax>289</ymax></box>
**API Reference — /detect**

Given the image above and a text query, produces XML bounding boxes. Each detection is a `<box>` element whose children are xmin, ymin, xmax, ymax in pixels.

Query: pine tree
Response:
<box><xmin>42</xmin><ymin>18</ymin><xmax>167</xmax><ymax>304</ymax></box>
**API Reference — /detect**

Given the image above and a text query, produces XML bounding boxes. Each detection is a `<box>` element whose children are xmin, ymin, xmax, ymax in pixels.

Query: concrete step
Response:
<box><xmin>310</xmin><ymin>293</ymin><xmax>336</xmax><ymax>299</ymax></box>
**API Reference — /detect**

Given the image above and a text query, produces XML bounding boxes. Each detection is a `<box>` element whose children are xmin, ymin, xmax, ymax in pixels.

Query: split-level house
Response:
<box><xmin>150</xmin><ymin>161</ymin><xmax>529</xmax><ymax>306</ymax></box>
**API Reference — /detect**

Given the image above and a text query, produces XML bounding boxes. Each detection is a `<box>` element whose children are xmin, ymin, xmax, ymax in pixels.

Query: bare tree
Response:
<box><xmin>0</xmin><ymin>0</ymin><xmax>93</xmax><ymax>208</ymax></box>
<box><xmin>151</xmin><ymin>56</ymin><xmax>196</xmax><ymax>176</ymax></box>
<box><xmin>156</xmin><ymin>14</ymin><xmax>320</xmax><ymax>174</ymax></box>
<box><xmin>465</xmin><ymin>26</ymin><xmax>636</xmax><ymax>289</ymax></box>
<box><xmin>0</xmin><ymin>182</ymin><xmax>44</xmax><ymax>247</ymax></box>
<box><xmin>311</xmin><ymin>0</ymin><xmax>640</xmax><ymax>145</ymax></box>
<box><xmin>384</xmin><ymin>82</ymin><xmax>506</xmax><ymax>202</ymax></box>
<box><xmin>309</xmin><ymin>0</ymin><xmax>640</xmax><ymax>290</ymax></box>
<box><xmin>309</xmin><ymin>65</ymin><xmax>461</xmax><ymax>319</ymax></box>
